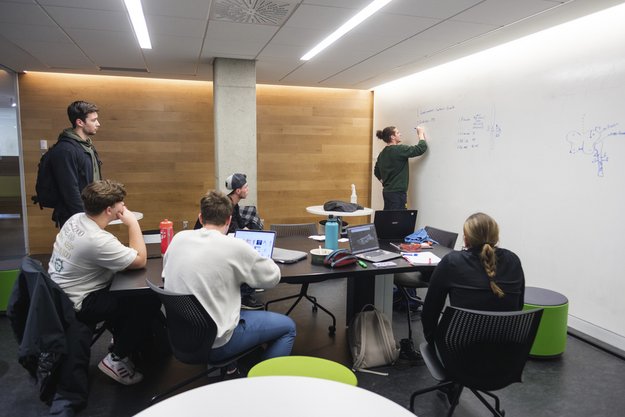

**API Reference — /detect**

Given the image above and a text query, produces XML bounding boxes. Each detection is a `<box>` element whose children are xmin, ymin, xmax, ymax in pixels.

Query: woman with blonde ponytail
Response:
<box><xmin>421</xmin><ymin>213</ymin><xmax>525</xmax><ymax>344</ymax></box>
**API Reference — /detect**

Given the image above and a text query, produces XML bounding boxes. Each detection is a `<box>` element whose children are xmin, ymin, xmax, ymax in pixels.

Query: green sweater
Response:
<box><xmin>374</xmin><ymin>140</ymin><xmax>427</xmax><ymax>193</ymax></box>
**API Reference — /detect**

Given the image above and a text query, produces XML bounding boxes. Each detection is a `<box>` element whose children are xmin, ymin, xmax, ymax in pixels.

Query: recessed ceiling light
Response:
<box><xmin>124</xmin><ymin>0</ymin><xmax>152</xmax><ymax>49</ymax></box>
<box><xmin>301</xmin><ymin>0</ymin><xmax>393</xmax><ymax>61</ymax></box>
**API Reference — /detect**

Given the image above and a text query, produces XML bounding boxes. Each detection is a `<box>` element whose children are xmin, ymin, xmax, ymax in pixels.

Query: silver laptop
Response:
<box><xmin>234</xmin><ymin>229</ymin><xmax>276</xmax><ymax>258</ymax></box>
<box><xmin>143</xmin><ymin>230</ymin><xmax>162</xmax><ymax>258</ymax></box>
<box><xmin>234</xmin><ymin>229</ymin><xmax>307</xmax><ymax>264</ymax></box>
<box><xmin>271</xmin><ymin>247</ymin><xmax>308</xmax><ymax>264</ymax></box>
<box><xmin>346</xmin><ymin>223</ymin><xmax>402</xmax><ymax>262</ymax></box>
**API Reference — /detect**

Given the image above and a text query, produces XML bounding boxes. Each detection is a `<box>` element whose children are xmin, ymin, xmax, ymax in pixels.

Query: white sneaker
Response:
<box><xmin>98</xmin><ymin>353</ymin><xmax>144</xmax><ymax>385</ymax></box>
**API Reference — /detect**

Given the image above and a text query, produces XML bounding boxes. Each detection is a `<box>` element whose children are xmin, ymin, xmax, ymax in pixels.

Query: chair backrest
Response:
<box><xmin>434</xmin><ymin>306</ymin><xmax>543</xmax><ymax>392</ymax></box>
<box><xmin>146</xmin><ymin>280</ymin><xmax>216</xmax><ymax>364</ymax></box>
<box><xmin>271</xmin><ymin>223</ymin><xmax>318</xmax><ymax>237</ymax></box>
<box><xmin>424</xmin><ymin>226</ymin><xmax>458</xmax><ymax>249</ymax></box>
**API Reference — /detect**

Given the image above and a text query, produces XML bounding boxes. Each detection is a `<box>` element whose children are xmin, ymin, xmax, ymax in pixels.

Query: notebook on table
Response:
<box><xmin>234</xmin><ymin>229</ymin><xmax>307</xmax><ymax>264</ymax></box>
<box><xmin>373</xmin><ymin>209</ymin><xmax>418</xmax><ymax>240</ymax></box>
<box><xmin>346</xmin><ymin>223</ymin><xmax>402</xmax><ymax>263</ymax></box>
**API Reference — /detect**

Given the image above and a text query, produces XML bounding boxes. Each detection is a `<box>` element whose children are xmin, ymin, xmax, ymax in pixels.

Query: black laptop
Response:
<box><xmin>373</xmin><ymin>209</ymin><xmax>417</xmax><ymax>240</ymax></box>
<box><xmin>346</xmin><ymin>223</ymin><xmax>402</xmax><ymax>263</ymax></box>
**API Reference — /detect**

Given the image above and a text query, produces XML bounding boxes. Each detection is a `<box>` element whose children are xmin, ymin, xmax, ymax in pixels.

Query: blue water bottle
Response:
<box><xmin>325</xmin><ymin>215</ymin><xmax>339</xmax><ymax>250</ymax></box>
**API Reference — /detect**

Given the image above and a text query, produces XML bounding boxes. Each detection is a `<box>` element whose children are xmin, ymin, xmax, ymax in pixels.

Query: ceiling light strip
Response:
<box><xmin>301</xmin><ymin>0</ymin><xmax>393</xmax><ymax>61</ymax></box>
<box><xmin>124</xmin><ymin>0</ymin><xmax>152</xmax><ymax>49</ymax></box>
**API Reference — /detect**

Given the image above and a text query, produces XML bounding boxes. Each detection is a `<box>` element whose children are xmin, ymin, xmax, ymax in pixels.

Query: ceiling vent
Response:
<box><xmin>210</xmin><ymin>0</ymin><xmax>296</xmax><ymax>26</ymax></box>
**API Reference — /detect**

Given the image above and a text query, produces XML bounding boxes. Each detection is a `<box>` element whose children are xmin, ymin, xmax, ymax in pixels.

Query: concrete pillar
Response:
<box><xmin>213</xmin><ymin>58</ymin><xmax>257</xmax><ymax>205</ymax></box>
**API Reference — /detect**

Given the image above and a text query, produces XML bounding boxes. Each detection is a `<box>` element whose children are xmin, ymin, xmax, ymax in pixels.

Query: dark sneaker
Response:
<box><xmin>241</xmin><ymin>295</ymin><xmax>264</xmax><ymax>310</ymax></box>
<box><xmin>397</xmin><ymin>338</ymin><xmax>424</xmax><ymax>366</ymax></box>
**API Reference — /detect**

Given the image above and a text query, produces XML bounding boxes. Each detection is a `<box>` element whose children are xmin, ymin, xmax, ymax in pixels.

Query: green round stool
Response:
<box><xmin>523</xmin><ymin>286</ymin><xmax>569</xmax><ymax>358</ymax></box>
<box><xmin>0</xmin><ymin>269</ymin><xmax>19</xmax><ymax>312</ymax></box>
<box><xmin>248</xmin><ymin>356</ymin><xmax>358</xmax><ymax>386</ymax></box>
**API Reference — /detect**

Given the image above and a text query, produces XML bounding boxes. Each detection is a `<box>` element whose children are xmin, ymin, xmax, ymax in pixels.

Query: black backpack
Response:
<box><xmin>32</xmin><ymin>143</ymin><xmax>61</xmax><ymax>210</ymax></box>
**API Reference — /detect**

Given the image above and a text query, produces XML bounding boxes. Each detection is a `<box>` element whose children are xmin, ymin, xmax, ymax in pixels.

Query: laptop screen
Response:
<box><xmin>347</xmin><ymin>224</ymin><xmax>380</xmax><ymax>254</ymax></box>
<box><xmin>234</xmin><ymin>230</ymin><xmax>276</xmax><ymax>258</ymax></box>
<box><xmin>373</xmin><ymin>209</ymin><xmax>417</xmax><ymax>240</ymax></box>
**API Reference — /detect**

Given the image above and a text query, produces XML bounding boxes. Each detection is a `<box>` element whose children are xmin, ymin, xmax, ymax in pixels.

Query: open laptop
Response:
<box><xmin>374</xmin><ymin>209</ymin><xmax>418</xmax><ymax>240</ymax></box>
<box><xmin>346</xmin><ymin>223</ymin><xmax>402</xmax><ymax>263</ymax></box>
<box><xmin>234</xmin><ymin>229</ymin><xmax>307</xmax><ymax>264</ymax></box>
<box><xmin>142</xmin><ymin>230</ymin><xmax>162</xmax><ymax>259</ymax></box>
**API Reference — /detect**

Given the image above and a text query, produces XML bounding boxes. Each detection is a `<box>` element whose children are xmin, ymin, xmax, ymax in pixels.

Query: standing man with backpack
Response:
<box><xmin>44</xmin><ymin>101</ymin><xmax>103</xmax><ymax>227</ymax></box>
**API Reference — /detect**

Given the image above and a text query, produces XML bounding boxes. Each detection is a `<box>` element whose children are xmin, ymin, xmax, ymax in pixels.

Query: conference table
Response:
<box><xmin>110</xmin><ymin>236</ymin><xmax>451</xmax><ymax>324</ymax></box>
<box><xmin>135</xmin><ymin>375</ymin><xmax>415</xmax><ymax>417</ymax></box>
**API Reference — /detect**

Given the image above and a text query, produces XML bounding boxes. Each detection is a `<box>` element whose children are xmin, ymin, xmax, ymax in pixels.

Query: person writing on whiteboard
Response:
<box><xmin>421</xmin><ymin>212</ymin><xmax>525</xmax><ymax>345</ymax></box>
<box><xmin>374</xmin><ymin>126</ymin><xmax>428</xmax><ymax>210</ymax></box>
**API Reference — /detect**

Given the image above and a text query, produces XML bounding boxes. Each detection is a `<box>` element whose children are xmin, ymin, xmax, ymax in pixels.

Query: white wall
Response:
<box><xmin>373</xmin><ymin>3</ymin><xmax>625</xmax><ymax>351</ymax></box>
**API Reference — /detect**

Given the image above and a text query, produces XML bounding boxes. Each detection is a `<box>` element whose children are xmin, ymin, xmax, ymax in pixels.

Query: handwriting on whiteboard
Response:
<box><xmin>416</xmin><ymin>105</ymin><xmax>501</xmax><ymax>150</ymax></box>
<box><xmin>456</xmin><ymin>110</ymin><xmax>501</xmax><ymax>151</ymax></box>
<box><xmin>566</xmin><ymin>120</ymin><xmax>625</xmax><ymax>177</ymax></box>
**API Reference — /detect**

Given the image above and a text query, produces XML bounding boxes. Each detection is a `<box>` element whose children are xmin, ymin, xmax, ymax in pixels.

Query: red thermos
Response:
<box><xmin>160</xmin><ymin>219</ymin><xmax>174</xmax><ymax>255</ymax></box>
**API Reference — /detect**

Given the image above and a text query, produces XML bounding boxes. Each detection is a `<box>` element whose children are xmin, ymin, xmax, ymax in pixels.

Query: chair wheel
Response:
<box><xmin>312</xmin><ymin>305</ymin><xmax>318</xmax><ymax>312</ymax></box>
<box><xmin>328</xmin><ymin>326</ymin><xmax>336</xmax><ymax>336</ymax></box>
<box><xmin>500</xmin><ymin>410</ymin><xmax>505</xmax><ymax>417</ymax></box>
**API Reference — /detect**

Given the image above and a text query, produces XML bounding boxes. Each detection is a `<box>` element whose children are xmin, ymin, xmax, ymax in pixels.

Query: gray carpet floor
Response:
<box><xmin>1</xmin><ymin>279</ymin><xmax>624</xmax><ymax>416</ymax></box>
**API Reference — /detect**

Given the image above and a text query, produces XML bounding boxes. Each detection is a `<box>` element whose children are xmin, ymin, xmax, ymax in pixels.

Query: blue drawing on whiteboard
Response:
<box><xmin>566</xmin><ymin>121</ymin><xmax>624</xmax><ymax>177</ymax></box>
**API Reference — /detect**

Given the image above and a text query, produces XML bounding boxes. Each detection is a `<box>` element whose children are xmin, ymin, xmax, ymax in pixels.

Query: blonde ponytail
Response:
<box><xmin>464</xmin><ymin>212</ymin><xmax>505</xmax><ymax>298</ymax></box>
<box><xmin>480</xmin><ymin>243</ymin><xmax>504</xmax><ymax>298</ymax></box>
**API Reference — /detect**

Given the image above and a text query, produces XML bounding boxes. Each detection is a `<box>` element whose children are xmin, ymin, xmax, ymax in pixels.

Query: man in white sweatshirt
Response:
<box><xmin>162</xmin><ymin>190</ymin><xmax>296</xmax><ymax>366</ymax></box>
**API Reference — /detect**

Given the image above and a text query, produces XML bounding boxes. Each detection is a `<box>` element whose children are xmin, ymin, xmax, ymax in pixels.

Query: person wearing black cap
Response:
<box><xmin>224</xmin><ymin>173</ymin><xmax>252</xmax><ymax>234</ymax></box>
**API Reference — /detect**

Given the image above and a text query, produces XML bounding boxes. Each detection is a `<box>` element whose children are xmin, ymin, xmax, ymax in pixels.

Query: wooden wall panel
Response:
<box><xmin>256</xmin><ymin>85</ymin><xmax>373</xmax><ymax>228</ymax></box>
<box><xmin>20</xmin><ymin>74</ymin><xmax>373</xmax><ymax>253</ymax></box>
<box><xmin>20</xmin><ymin>73</ymin><xmax>214</xmax><ymax>253</ymax></box>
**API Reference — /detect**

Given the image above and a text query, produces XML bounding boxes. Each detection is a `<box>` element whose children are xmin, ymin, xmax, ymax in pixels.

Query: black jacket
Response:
<box><xmin>421</xmin><ymin>248</ymin><xmax>525</xmax><ymax>344</ymax></box>
<box><xmin>7</xmin><ymin>257</ymin><xmax>90</xmax><ymax>406</ymax></box>
<box><xmin>48</xmin><ymin>130</ymin><xmax>102</xmax><ymax>226</ymax></box>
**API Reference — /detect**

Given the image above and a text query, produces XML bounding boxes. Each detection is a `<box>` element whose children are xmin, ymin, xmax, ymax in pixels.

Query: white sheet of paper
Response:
<box><xmin>401</xmin><ymin>252</ymin><xmax>442</xmax><ymax>265</ymax></box>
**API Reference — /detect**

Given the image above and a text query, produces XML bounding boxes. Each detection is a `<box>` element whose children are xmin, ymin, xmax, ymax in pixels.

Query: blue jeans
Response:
<box><xmin>209</xmin><ymin>310</ymin><xmax>296</xmax><ymax>362</ymax></box>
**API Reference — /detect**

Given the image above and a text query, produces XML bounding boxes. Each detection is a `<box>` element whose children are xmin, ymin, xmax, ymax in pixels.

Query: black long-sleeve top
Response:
<box><xmin>421</xmin><ymin>247</ymin><xmax>525</xmax><ymax>344</ymax></box>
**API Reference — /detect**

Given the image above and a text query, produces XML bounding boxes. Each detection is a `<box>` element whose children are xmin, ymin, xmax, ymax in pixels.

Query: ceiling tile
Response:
<box><xmin>12</xmin><ymin>39</ymin><xmax>95</xmax><ymax>69</ymax></box>
<box><xmin>0</xmin><ymin>2</ymin><xmax>58</xmax><ymax>25</ymax></box>
<box><xmin>455</xmin><ymin>0</ymin><xmax>562</xmax><ymax>26</ymax></box>
<box><xmin>65</xmin><ymin>29</ymin><xmax>145</xmax><ymax>69</ymax></box>
<box><xmin>44</xmin><ymin>6</ymin><xmax>131</xmax><ymax>32</ymax></box>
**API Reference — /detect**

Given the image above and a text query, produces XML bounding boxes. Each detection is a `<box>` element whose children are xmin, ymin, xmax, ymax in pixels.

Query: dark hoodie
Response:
<box><xmin>48</xmin><ymin>128</ymin><xmax>102</xmax><ymax>227</ymax></box>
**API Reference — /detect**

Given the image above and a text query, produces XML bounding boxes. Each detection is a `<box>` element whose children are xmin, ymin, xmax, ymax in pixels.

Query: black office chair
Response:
<box><xmin>394</xmin><ymin>226</ymin><xmax>458</xmax><ymax>346</ymax></box>
<box><xmin>264</xmin><ymin>223</ymin><xmax>337</xmax><ymax>336</ymax></box>
<box><xmin>410</xmin><ymin>306</ymin><xmax>543</xmax><ymax>417</ymax></box>
<box><xmin>146</xmin><ymin>280</ymin><xmax>261</xmax><ymax>404</ymax></box>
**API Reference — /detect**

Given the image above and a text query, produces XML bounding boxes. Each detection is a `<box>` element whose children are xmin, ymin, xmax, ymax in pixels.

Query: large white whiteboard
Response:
<box><xmin>373</xmin><ymin>3</ymin><xmax>625</xmax><ymax>350</ymax></box>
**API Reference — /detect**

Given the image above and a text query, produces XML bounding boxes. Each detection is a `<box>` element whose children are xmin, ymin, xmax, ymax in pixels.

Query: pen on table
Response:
<box><xmin>357</xmin><ymin>260</ymin><xmax>367</xmax><ymax>268</ymax></box>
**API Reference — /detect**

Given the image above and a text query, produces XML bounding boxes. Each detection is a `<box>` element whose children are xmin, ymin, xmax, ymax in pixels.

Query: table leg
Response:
<box><xmin>346</xmin><ymin>273</ymin><xmax>394</xmax><ymax>325</ymax></box>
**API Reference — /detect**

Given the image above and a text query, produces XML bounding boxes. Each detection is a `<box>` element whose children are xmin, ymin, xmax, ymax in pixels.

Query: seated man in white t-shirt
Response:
<box><xmin>163</xmin><ymin>190</ymin><xmax>296</xmax><ymax>373</ymax></box>
<box><xmin>49</xmin><ymin>179</ymin><xmax>161</xmax><ymax>386</ymax></box>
